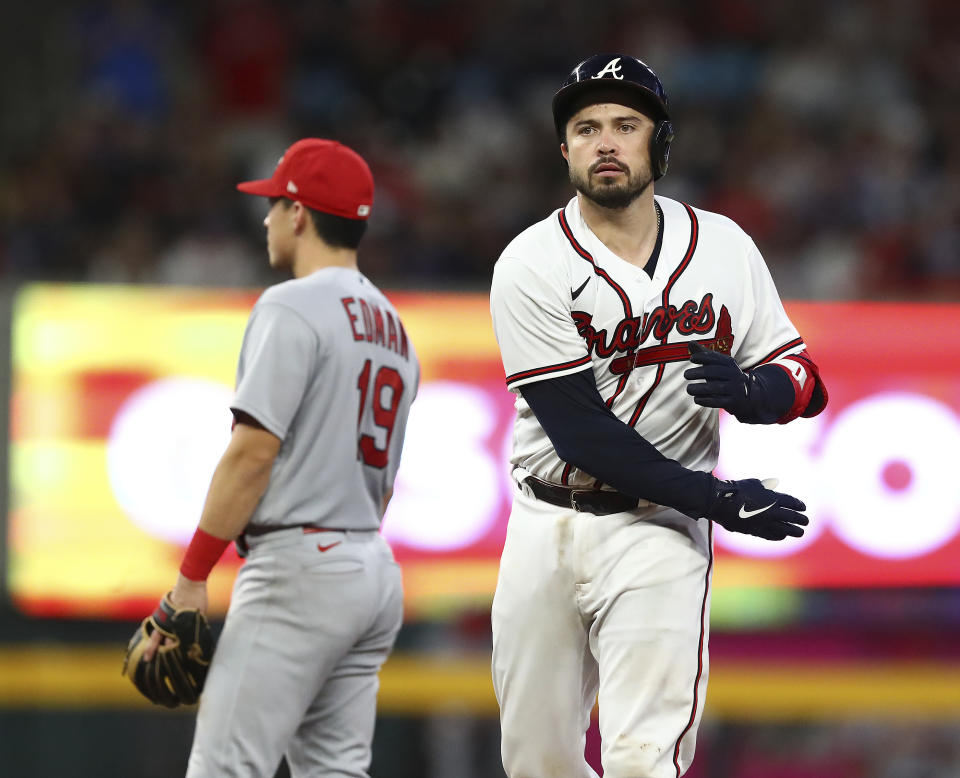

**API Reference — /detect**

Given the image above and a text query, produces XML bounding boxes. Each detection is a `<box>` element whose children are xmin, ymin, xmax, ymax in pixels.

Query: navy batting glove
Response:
<box><xmin>704</xmin><ymin>477</ymin><xmax>808</xmax><ymax>541</ymax></box>
<box><xmin>684</xmin><ymin>342</ymin><xmax>753</xmax><ymax>417</ymax></box>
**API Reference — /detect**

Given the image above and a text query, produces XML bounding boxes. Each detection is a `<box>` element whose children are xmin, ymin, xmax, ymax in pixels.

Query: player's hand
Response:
<box><xmin>704</xmin><ymin>477</ymin><xmax>808</xmax><ymax>541</ymax></box>
<box><xmin>684</xmin><ymin>342</ymin><xmax>752</xmax><ymax>417</ymax></box>
<box><xmin>169</xmin><ymin>575</ymin><xmax>209</xmax><ymax>614</ymax></box>
<box><xmin>142</xmin><ymin>577</ymin><xmax>208</xmax><ymax>662</ymax></box>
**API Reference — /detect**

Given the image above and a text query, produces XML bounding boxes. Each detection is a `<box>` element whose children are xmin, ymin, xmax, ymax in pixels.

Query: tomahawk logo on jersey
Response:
<box><xmin>490</xmin><ymin>194</ymin><xmax>826</xmax><ymax>487</ymax></box>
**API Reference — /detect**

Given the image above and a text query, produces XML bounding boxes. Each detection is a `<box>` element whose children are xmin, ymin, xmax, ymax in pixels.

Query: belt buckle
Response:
<box><xmin>569</xmin><ymin>490</ymin><xmax>593</xmax><ymax>512</ymax></box>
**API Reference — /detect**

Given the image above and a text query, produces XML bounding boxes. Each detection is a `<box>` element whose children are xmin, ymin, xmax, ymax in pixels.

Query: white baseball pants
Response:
<box><xmin>492</xmin><ymin>486</ymin><xmax>713</xmax><ymax>778</ymax></box>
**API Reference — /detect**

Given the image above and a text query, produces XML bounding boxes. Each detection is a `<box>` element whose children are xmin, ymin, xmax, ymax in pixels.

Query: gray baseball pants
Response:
<box><xmin>185</xmin><ymin>526</ymin><xmax>403</xmax><ymax>778</ymax></box>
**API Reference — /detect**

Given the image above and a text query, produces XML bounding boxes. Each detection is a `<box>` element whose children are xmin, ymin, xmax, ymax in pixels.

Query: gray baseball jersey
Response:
<box><xmin>231</xmin><ymin>266</ymin><xmax>419</xmax><ymax>531</ymax></box>
<box><xmin>187</xmin><ymin>266</ymin><xmax>418</xmax><ymax>778</ymax></box>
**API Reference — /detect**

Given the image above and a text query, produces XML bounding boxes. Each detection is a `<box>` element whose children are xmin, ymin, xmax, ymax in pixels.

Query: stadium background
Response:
<box><xmin>2</xmin><ymin>0</ymin><xmax>959</xmax><ymax>776</ymax></box>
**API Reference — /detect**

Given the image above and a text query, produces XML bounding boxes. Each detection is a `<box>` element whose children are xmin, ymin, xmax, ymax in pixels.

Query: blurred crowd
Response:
<box><xmin>1</xmin><ymin>0</ymin><xmax>958</xmax><ymax>297</ymax></box>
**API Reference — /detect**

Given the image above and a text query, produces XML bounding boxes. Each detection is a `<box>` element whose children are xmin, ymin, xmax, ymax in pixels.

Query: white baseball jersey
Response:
<box><xmin>490</xmin><ymin>194</ymin><xmax>809</xmax><ymax>488</ymax></box>
<box><xmin>231</xmin><ymin>266</ymin><xmax>420</xmax><ymax>530</ymax></box>
<box><xmin>490</xmin><ymin>194</ymin><xmax>814</xmax><ymax>778</ymax></box>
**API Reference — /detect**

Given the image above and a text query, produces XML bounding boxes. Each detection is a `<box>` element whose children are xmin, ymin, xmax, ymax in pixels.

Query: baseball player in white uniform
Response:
<box><xmin>489</xmin><ymin>54</ymin><xmax>828</xmax><ymax>778</ymax></box>
<box><xmin>141</xmin><ymin>138</ymin><xmax>419</xmax><ymax>777</ymax></box>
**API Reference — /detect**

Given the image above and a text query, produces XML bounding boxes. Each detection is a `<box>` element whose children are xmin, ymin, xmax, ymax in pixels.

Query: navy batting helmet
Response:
<box><xmin>552</xmin><ymin>53</ymin><xmax>675</xmax><ymax>180</ymax></box>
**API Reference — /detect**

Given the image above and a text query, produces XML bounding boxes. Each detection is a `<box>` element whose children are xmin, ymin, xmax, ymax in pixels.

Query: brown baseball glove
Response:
<box><xmin>122</xmin><ymin>594</ymin><xmax>214</xmax><ymax>708</ymax></box>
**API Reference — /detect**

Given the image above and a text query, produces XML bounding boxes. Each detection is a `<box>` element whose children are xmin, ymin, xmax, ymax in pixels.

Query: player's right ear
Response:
<box><xmin>290</xmin><ymin>201</ymin><xmax>310</xmax><ymax>236</ymax></box>
<box><xmin>560</xmin><ymin>142</ymin><xmax>569</xmax><ymax>162</ymax></box>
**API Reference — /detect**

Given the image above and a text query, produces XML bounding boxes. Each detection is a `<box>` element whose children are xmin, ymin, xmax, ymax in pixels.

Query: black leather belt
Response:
<box><xmin>520</xmin><ymin>474</ymin><xmax>643</xmax><ymax>515</ymax></box>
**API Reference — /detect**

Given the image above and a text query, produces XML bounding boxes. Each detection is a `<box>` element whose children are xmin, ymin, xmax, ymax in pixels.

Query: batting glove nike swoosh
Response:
<box><xmin>704</xmin><ymin>477</ymin><xmax>808</xmax><ymax>541</ymax></box>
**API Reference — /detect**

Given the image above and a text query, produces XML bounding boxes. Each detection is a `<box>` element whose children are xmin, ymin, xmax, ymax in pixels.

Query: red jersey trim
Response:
<box><xmin>510</xmin><ymin>210</ymin><xmax>636</xmax><ymax>482</ymax></box>
<box><xmin>557</xmin><ymin>209</ymin><xmax>634</xmax><ymax>318</ymax></box>
<box><xmin>505</xmin><ymin>355</ymin><xmax>592</xmax><ymax>387</ymax></box>
<box><xmin>558</xmin><ymin>208</ymin><xmax>635</xmax><ymax>414</ymax></box>
<box><xmin>749</xmin><ymin>337</ymin><xmax>805</xmax><ymax>368</ymax></box>
<box><xmin>628</xmin><ymin>202</ymin><xmax>700</xmax><ymax>427</ymax></box>
<box><xmin>662</xmin><ymin>202</ymin><xmax>700</xmax><ymax>306</ymax></box>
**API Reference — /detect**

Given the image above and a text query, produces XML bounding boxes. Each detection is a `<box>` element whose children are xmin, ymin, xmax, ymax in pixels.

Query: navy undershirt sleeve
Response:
<box><xmin>518</xmin><ymin>369</ymin><xmax>716</xmax><ymax>519</ymax></box>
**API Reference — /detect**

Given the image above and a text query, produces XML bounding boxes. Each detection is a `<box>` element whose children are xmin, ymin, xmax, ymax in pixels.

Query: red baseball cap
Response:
<box><xmin>236</xmin><ymin>138</ymin><xmax>374</xmax><ymax>220</ymax></box>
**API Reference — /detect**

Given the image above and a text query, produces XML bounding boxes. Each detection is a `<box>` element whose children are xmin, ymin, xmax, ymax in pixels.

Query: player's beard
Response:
<box><xmin>570</xmin><ymin>157</ymin><xmax>652</xmax><ymax>210</ymax></box>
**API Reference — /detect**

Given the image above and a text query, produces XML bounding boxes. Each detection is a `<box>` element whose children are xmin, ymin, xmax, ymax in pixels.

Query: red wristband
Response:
<box><xmin>179</xmin><ymin>528</ymin><xmax>231</xmax><ymax>582</ymax></box>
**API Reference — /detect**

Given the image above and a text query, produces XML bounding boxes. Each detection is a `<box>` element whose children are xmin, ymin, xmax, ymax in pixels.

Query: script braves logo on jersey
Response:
<box><xmin>591</xmin><ymin>57</ymin><xmax>624</xmax><ymax>80</ymax></box>
<box><xmin>572</xmin><ymin>298</ymin><xmax>736</xmax><ymax>375</ymax></box>
<box><xmin>573</xmin><ymin>293</ymin><xmax>718</xmax><ymax>358</ymax></box>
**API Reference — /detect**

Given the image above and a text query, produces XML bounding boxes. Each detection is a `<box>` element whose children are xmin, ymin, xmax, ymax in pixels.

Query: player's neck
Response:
<box><xmin>578</xmin><ymin>189</ymin><xmax>658</xmax><ymax>269</ymax></box>
<box><xmin>291</xmin><ymin>240</ymin><xmax>359</xmax><ymax>278</ymax></box>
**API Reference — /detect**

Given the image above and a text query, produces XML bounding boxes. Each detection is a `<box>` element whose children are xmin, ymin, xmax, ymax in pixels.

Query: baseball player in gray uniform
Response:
<box><xmin>141</xmin><ymin>138</ymin><xmax>419</xmax><ymax>777</ymax></box>
<box><xmin>489</xmin><ymin>55</ymin><xmax>828</xmax><ymax>777</ymax></box>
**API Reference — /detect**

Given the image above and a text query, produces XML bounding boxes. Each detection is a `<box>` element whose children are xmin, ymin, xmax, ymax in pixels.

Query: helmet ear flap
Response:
<box><xmin>651</xmin><ymin>119</ymin><xmax>675</xmax><ymax>180</ymax></box>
